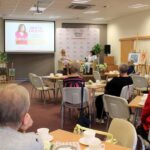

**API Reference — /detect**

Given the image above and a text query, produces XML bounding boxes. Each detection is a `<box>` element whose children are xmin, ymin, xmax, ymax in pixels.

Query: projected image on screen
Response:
<box><xmin>5</xmin><ymin>20</ymin><xmax>55</xmax><ymax>53</ymax></box>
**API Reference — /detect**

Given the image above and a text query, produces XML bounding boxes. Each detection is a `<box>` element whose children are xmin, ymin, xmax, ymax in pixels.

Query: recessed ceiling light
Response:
<box><xmin>30</xmin><ymin>7</ymin><xmax>46</xmax><ymax>11</ymax></box>
<box><xmin>72</xmin><ymin>0</ymin><xmax>90</xmax><ymax>4</ymax></box>
<box><xmin>128</xmin><ymin>3</ymin><xmax>148</xmax><ymax>9</ymax></box>
<box><xmin>83</xmin><ymin>10</ymin><xmax>99</xmax><ymax>14</ymax></box>
<box><xmin>93</xmin><ymin>17</ymin><xmax>104</xmax><ymax>20</ymax></box>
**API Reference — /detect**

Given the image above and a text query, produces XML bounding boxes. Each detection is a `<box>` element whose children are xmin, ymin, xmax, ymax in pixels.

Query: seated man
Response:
<box><xmin>96</xmin><ymin>64</ymin><xmax>133</xmax><ymax>121</ymax></box>
<box><xmin>63</xmin><ymin>61</ymin><xmax>84</xmax><ymax>87</ymax></box>
<box><xmin>0</xmin><ymin>84</ymin><xmax>43</xmax><ymax>150</ymax></box>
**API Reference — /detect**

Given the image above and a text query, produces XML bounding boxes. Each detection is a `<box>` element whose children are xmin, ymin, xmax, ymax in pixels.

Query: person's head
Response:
<box><xmin>0</xmin><ymin>84</ymin><xmax>30</xmax><ymax>129</ymax></box>
<box><xmin>18</xmin><ymin>24</ymin><xmax>26</xmax><ymax>33</ymax></box>
<box><xmin>70</xmin><ymin>61</ymin><xmax>80</xmax><ymax>74</ymax></box>
<box><xmin>61</xmin><ymin>49</ymin><xmax>66</xmax><ymax>57</ymax></box>
<box><xmin>119</xmin><ymin>64</ymin><xmax>129</xmax><ymax>76</ymax></box>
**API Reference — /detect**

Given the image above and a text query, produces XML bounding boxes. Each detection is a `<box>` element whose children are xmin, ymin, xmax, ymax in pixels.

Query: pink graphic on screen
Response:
<box><xmin>15</xmin><ymin>24</ymin><xmax>28</xmax><ymax>45</ymax></box>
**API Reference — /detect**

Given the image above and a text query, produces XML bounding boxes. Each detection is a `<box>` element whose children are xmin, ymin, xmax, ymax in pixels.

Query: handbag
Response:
<box><xmin>77</xmin><ymin>83</ymin><xmax>90</xmax><ymax>127</ymax></box>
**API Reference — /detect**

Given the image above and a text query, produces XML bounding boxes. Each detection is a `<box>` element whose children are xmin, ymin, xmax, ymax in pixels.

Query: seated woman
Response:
<box><xmin>58</xmin><ymin>49</ymin><xmax>72</xmax><ymax>74</ymax></box>
<box><xmin>137</xmin><ymin>93</ymin><xmax>150</xmax><ymax>142</ymax></box>
<box><xmin>128</xmin><ymin>60</ymin><xmax>135</xmax><ymax>75</ymax></box>
<box><xmin>63</xmin><ymin>61</ymin><xmax>84</xmax><ymax>87</ymax></box>
<box><xmin>84</xmin><ymin>51</ymin><xmax>97</xmax><ymax>74</ymax></box>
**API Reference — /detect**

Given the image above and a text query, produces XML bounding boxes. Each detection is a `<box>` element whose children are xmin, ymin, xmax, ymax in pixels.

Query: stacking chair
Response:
<box><xmin>28</xmin><ymin>73</ymin><xmax>37</xmax><ymax>98</ymax></box>
<box><xmin>120</xmin><ymin>84</ymin><xmax>134</xmax><ymax>101</ymax></box>
<box><xmin>74</xmin><ymin>124</ymin><xmax>115</xmax><ymax>144</ymax></box>
<box><xmin>103</xmin><ymin>94</ymin><xmax>130</xmax><ymax>128</ymax></box>
<box><xmin>108</xmin><ymin>118</ymin><xmax>137</xmax><ymax>150</ymax></box>
<box><xmin>74</xmin><ymin>118</ymin><xmax>137</xmax><ymax>150</ymax></box>
<box><xmin>136</xmin><ymin>135</ymin><xmax>146</xmax><ymax>150</ymax></box>
<box><xmin>31</xmin><ymin>75</ymin><xmax>54</xmax><ymax>104</ymax></box>
<box><xmin>131</xmin><ymin>75</ymin><xmax>150</xmax><ymax>95</ymax></box>
<box><xmin>61</xmin><ymin>87</ymin><xmax>90</xmax><ymax>129</ymax></box>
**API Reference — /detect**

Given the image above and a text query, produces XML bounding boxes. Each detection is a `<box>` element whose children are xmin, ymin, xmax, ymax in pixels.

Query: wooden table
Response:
<box><xmin>85</xmin><ymin>82</ymin><xmax>106</xmax><ymax>121</ymax></box>
<box><xmin>104</xmin><ymin>72</ymin><xmax>119</xmax><ymax>82</ymax></box>
<box><xmin>104</xmin><ymin>72</ymin><xmax>119</xmax><ymax>78</ymax></box>
<box><xmin>128</xmin><ymin>96</ymin><xmax>143</xmax><ymax>108</ymax></box>
<box><xmin>81</xmin><ymin>74</ymin><xmax>94</xmax><ymax>82</ymax></box>
<box><xmin>42</xmin><ymin>75</ymin><xmax>67</xmax><ymax>100</ymax></box>
<box><xmin>128</xmin><ymin>96</ymin><xmax>143</xmax><ymax>125</ymax></box>
<box><xmin>50</xmin><ymin>129</ymin><xmax>131</xmax><ymax>150</ymax></box>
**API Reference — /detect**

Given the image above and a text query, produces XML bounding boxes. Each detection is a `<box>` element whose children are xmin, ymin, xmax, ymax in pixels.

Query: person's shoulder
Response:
<box><xmin>21</xmin><ymin>132</ymin><xmax>43</xmax><ymax>150</ymax></box>
<box><xmin>0</xmin><ymin>128</ymin><xmax>43</xmax><ymax>150</ymax></box>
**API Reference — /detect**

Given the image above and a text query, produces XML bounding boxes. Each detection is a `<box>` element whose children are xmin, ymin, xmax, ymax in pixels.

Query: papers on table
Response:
<box><xmin>138</xmin><ymin>94</ymin><xmax>148</xmax><ymax>106</ymax></box>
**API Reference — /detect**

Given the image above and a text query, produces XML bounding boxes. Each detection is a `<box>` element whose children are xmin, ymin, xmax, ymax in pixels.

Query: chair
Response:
<box><xmin>108</xmin><ymin>118</ymin><xmax>137</xmax><ymax>150</ymax></box>
<box><xmin>61</xmin><ymin>87</ymin><xmax>90</xmax><ymax>129</ymax></box>
<box><xmin>103</xmin><ymin>94</ymin><xmax>130</xmax><ymax>128</ymax></box>
<box><xmin>28</xmin><ymin>73</ymin><xmax>37</xmax><ymax>98</ymax></box>
<box><xmin>74</xmin><ymin>118</ymin><xmax>137</xmax><ymax>149</ymax></box>
<box><xmin>131</xmin><ymin>75</ymin><xmax>150</xmax><ymax>95</ymax></box>
<box><xmin>136</xmin><ymin>135</ymin><xmax>146</xmax><ymax>150</ymax></box>
<box><xmin>31</xmin><ymin>75</ymin><xmax>54</xmax><ymax>104</ymax></box>
<box><xmin>93</xmin><ymin>71</ymin><xmax>101</xmax><ymax>81</ymax></box>
<box><xmin>120</xmin><ymin>84</ymin><xmax>134</xmax><ymax>101</ymax></box>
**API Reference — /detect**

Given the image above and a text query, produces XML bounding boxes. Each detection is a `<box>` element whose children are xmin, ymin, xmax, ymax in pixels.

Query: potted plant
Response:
<box><xmin>91</xmin><ymin>43</ymin><xmax>103</xmax><ymax>64</ymax></box>
<box><xmin>0</xmin><ymin>52</ymin><xmax>8</xmax><ymax>63</ymax></box>
<box><xmin>92</xmin><ymin>43</ymin><xmax>103</xmax><ymax>55</ymax></box>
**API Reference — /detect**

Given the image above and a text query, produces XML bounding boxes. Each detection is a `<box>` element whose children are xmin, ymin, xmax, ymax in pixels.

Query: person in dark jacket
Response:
<box><xmin>96</xmin><ymin>64</ymin><xmax>133</xmax><ymax>121</ymax></box>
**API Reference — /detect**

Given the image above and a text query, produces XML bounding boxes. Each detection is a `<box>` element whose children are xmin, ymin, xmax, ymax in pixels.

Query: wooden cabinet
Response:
<box><xmin>104</xmin><ymin>56</ymin><xmax>115</xmax><ymax>65</ymax></box>
<box><xmin>104</xmin><ymin>56</ymin><xmax>118</xmax><ymax>71</ymax></box>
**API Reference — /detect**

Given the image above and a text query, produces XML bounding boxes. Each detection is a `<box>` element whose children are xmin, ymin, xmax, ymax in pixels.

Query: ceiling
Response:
<box><xmin>1</xmin><ymin>0</ymin><xmax>150</xmax><ymax>23</ymax></box>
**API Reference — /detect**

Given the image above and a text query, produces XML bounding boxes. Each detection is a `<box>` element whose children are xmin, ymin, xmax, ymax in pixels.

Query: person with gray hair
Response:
<box><xmin>0</xmin><ymin>84</ymin><xmax>43</xmax><ymax>150</ymax></box>
<box><xmin>63</xmin><ymin>61</ymin><xmax>84</xmax><ymax>87</ymax></box>
<box><xmin>95</xmin><ymin>64</ymin><xmax>133</xmax><ymax>122</ymax></box>
<box><xmin>105</xmin><ymin>63</ymin><xmax>133</xmax><ymax>96</ymax></box>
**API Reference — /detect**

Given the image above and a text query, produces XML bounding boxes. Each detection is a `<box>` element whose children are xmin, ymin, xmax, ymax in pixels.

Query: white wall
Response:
<box><xmin>107</xmin><ymin>10</ymin><xmax>150</xmax><ymax>64</ymax></box>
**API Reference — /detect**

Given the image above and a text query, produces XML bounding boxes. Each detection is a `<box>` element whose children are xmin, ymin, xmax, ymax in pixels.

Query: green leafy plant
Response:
<box><xmin>92</xmin><ymin>43</ymin><xmax>103</xmax><ymax>55</ymax></box>
<box><xmin>0</xmin><ymin>52</ymin><xmax>8</xmax><ymax>62</ymax></box>
<box><xmin>96</xmin><ymin>63</ymin><xmax>107</xmax><ymax>71</ymax></box>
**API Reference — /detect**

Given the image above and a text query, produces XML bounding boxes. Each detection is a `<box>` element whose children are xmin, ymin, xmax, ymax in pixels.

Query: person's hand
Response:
<box><xmin>20</xmin><ymin>113</ymin><xmax>33</xmax><ymax>131</ymax></box>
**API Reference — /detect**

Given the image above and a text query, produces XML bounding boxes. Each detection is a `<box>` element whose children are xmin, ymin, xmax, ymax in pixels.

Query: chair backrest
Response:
<box><xmin>131</xmin><ymin>75</ymin><xmax>149</xmax><ymax>89</ymax></box>
<box><xmin>108</xmin><ymin>118</ymin><xmax>137</xmax><ymax>150</ymax></box>
<box><xmin>28</xmin><ymin>73</ymin><xmax>37</xmax><ymax>86</ymax></box>
<box><xmin>62</xmin><ymin>87</ymin><xmax>89</xmax><ymax>105</ymax></box>
<box><xmin>93</xmin><ymin>71</ymin><xmax>101</xmax><ymax>81</ymax></box>
<box><xmin>136</xmin><ymin>135</ymin><xmax>145</xmax><ymax>150</ymax></box>
<box><xmin>103</xmin><ymin>94</ymin><xmax>130</xmax><ymax>119</ymax></box>
<box><xmin>31</xmin><ymin>75</ymin><xmax>45</xmax><ymax>89</ymax></box>
<box><xmin>74</xmin><ymin>124</ymin><xmax>114</xmax><ymax>144</ymax></box>
<box><xmin>120</xmin><ymin>84</ymin><xmax>134</xmax><ymax>101</ymax></box>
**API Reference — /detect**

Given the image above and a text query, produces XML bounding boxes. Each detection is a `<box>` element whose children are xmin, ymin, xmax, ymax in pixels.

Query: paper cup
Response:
<box><xmin>37</xmin><ymin>128</ymin><xmax>49</xmax><ymax>141</ymax></box>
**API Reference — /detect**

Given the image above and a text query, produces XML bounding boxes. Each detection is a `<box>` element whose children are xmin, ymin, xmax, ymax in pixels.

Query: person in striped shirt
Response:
<box><xmin>63</xmin><ymin>61</ymin><xmax>84</xmax><ymax>87</ymax></box>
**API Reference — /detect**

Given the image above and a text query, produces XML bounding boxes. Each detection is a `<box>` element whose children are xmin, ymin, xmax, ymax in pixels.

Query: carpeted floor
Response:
<box><xmin>2</xmin><ymin>82</ymin><xmax>107</xmax><ymax>133</ymax></box>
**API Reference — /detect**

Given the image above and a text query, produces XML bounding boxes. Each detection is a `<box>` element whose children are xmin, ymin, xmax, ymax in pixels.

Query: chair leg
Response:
<box><xmin>61</xmin><ymin>105</ymin><xmax>64</xmax><ymax>129</ymax></box>
<box><xmin>42</xmin><ymin>90</ymin><xmax>46</xmax><ymax>104</ymax></box>
<box><xmin>106</xmin><ymin>116</ymin><xmax>111</xmax><ymax>130</ymax></box>
<box><xmin>48</xmin><ymin>91</ymin><xmax>51</xmax><ymax>100</ymax></box>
